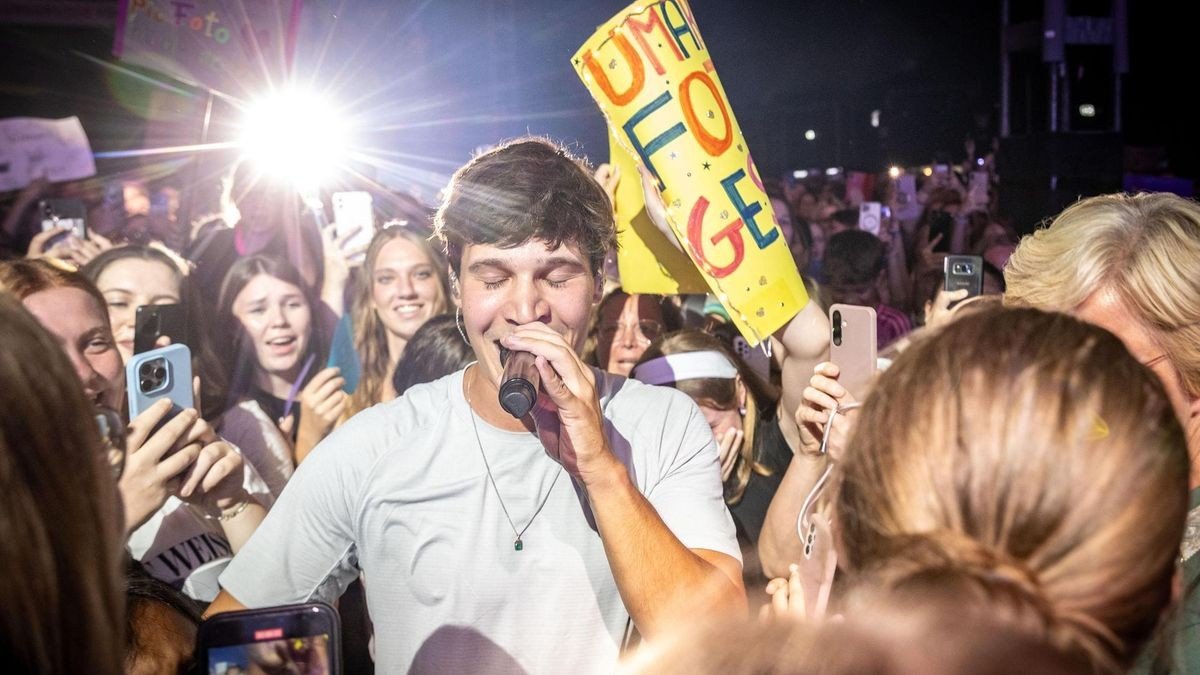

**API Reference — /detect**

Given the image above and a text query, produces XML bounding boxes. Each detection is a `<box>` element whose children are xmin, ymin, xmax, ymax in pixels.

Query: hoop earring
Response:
<box><xmin>455</xmin><ymin>306</ymin><xmax>469</xmax><ymax>345</ymax></box>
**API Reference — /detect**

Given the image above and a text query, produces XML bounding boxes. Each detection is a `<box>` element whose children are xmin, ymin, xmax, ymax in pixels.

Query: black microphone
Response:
<box><xmin>498</xmin><ymin>347</ymin><xmax>540</xmax><ymax>418</ymax></box>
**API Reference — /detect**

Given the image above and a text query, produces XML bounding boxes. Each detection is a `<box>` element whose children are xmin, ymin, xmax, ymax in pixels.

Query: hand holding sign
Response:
<box><xmin>573</xmin><ymin>0</ymin><xmax>808</xmax><ymax>344</ymax></box>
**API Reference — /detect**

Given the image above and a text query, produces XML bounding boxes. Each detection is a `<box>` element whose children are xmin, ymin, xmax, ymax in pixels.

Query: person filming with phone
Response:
<box><xmin>0</xmin><ymin>259</ymin><xmax>268</xmax><ymax>601</ymax></box>
<box><xmin>206</xmin><ymin>138</ymin><xmax>747</xmax><ymax>673</ymax></box>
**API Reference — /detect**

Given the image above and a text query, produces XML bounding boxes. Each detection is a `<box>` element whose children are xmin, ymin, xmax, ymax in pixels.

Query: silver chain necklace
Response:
<box><xmin>464</xmin><ymin>366</ymin><xmax>564</xmax><ymax>551</ymax></box>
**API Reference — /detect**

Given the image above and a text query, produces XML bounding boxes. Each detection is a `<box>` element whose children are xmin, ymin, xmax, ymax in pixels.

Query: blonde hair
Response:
<box><xmin>345</xmin><ymin>225</ymin><xmax>450</xmax><ymax>417</ymax></box>
<box><xmin>634</xmin><ymin>329</ymin><xmax>778</xmax><ymax>504</ymax></box>
<box><xmin>1004</xmin><ymin>192</ymin><xmax>1200</xmax><ymax>397</ymax></box>
<box><xmin>0</xmin><ymin>293</ymin><xmax>125</xmax><ymax>673</ymax></box>
<box><xmin>836</xmin><ymin>306</ymin><xmax>1188</xmax><ymax>671</ymax></box>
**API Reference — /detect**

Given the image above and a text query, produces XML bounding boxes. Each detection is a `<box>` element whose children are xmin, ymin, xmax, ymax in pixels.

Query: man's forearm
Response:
<box><xmin>584</xmin><ymin>459</ymin><xmax>746</xmax><ymax>639</ymax></box>
<box><xmin>758</xmin><ymin>453</ymin><xmax>828</xmax><ymax>579</ymax></box>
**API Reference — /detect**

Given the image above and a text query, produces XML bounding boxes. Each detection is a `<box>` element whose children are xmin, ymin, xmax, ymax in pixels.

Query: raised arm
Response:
<box><xmin>504</xmin><ymin>324</ymin><xmax>746</xmax><ymax>638</ymax></box>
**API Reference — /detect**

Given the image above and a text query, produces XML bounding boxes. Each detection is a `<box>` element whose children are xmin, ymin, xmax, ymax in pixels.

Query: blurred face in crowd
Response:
<box><xmin>95</xmin><ymin>258</ymin><xmax>181</xmax><ymax>361</ymax></box>
<box><xmin>22</xmin><ymin>287</ymin><xmax>124</xmax><ymax>410</ymax></box>
<box><xmin>797</xmin><ymin>192</ymin><xmax>818</xmax><ymax>222</ymax></box>
<box><xmin>232</xmin><ymin>273</ymin><xmax>313</xmax><ymax>383</ymax></box>
<box><xmin>771</xmin><ymin>197</ymin><xmax>808</xmax><ymax>268</ymax></box>
<box><xmin>458</xmin><ymin>239</ymin><xmax>601</xmax><ymax>391</ymax></box>
<box><xmin>597</xmin><ymin>294</ymin><xmax>666</xmax><ymax>377</ymax></box>
<box><xmin>371</xmin><ymin>237</ymin><xmax>447</xmax><ymax>344</ymax></box>
<box><xmin>809</xmin><ymin>222</ymin><xmax>827</xmax><ymax>262</ymax></box>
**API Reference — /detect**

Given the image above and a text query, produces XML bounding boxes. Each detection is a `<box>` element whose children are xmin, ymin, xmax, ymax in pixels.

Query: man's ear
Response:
<box><xmin>592</xmin><ymin>272</ymin><xmax>606</xmax><ymax>304</ymax></box>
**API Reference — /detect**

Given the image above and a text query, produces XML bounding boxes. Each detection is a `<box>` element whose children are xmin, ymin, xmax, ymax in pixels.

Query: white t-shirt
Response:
<box><xmin>219</xmin><ymin>367</ymin><xmax>739</xmax><ymax>673</ymax></box>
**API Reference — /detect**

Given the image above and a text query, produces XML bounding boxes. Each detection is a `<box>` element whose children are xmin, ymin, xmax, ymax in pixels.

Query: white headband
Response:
<box><xmin>632</xmin><ymin>351</ymin><xmax>738</xmax><ymax>386</ymax></box>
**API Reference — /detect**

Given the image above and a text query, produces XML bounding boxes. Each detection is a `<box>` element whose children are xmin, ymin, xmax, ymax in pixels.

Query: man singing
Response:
<box><xmin>207</xmin><ymin>138</ymin><xmax>746</xmax><ymax>672</ymax></box>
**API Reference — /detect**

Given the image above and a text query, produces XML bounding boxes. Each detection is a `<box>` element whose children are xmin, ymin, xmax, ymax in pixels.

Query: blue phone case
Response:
<box><xmin>126</xmin><ymin>343</ymin><xmax>194</xmax><ymax>419</ymax></box>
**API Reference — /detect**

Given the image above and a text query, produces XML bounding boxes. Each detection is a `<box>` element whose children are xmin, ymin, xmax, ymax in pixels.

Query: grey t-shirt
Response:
<box><xmin>219</xmin><ymin>367</ymin><xmax>739</xmax><ymax>673</ymax></box>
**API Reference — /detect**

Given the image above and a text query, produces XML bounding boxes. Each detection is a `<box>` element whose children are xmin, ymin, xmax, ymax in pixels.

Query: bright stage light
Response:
<box><xmin>888</xmin><ymin>166</ymin><xmax>901</xmax><ymax>179</ymax></box>
<box><xmin>239</xmin><ymin>88</ymin><xmax>351</xmax><ymax>189</ymax></box>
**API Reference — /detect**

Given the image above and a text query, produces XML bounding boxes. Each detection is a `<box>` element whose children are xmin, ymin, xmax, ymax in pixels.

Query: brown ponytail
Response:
<box><xmin>837</xmin><ymin>306</ymin><xmax>1189</xmax><ymax>671</ymax></box>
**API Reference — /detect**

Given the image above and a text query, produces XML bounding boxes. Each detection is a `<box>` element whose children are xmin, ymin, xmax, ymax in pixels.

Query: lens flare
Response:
<box><xmin>239</xmin><ymin>88</ymin><xmax>351</xmax><ymax>189</ymax></box>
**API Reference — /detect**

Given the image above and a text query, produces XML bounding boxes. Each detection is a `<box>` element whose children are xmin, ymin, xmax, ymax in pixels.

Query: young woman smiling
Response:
<box><xmin>344</xmin><ymin>224</ymin><xmax>450</xmax><ymax>417</ymax></box>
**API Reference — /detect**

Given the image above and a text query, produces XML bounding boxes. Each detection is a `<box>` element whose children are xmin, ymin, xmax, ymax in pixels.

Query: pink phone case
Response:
<box><xmin>829</xmin><ymin>304</ymin><xmax>877</xmax><ymax>401</ymax></box>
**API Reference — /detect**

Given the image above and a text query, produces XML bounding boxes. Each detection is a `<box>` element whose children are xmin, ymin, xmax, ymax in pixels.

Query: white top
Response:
<box><xmin>220</xmin><ymin>367</ymin><xmax>739</xmax><ymax>673</ymax></box>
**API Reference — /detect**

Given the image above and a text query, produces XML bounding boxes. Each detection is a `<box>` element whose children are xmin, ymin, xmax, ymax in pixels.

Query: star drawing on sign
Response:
<box><xmin>720</xmin><ymin>210</ymin><xmax>729</xmax><ymax>220</ymax></box>
<box><xmin>706</xmin><ymin>110</ymin><xmax>715</xmax><ymax>119</ymax></box>
<box><xmin>703</xmin><ymin>162</ymin><xmax>712</xmax><ymax>170</ymax></box>
<box><xmin>608</xmin><ymin>59</ymin><xmax>617</xmax><ymax>70</ymax></box>
<box><xmin>669</xmin><ymin>151</ymin><xmax>678</xmax><ymax>159</ymax></box>
<box><xmin>737</xmin><ymin>143</ymin><xmax>744</xmax><ymax>152</ymax></box>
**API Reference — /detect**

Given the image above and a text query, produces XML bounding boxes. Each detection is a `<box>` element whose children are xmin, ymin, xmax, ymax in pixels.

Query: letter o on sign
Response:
<box><xmin>679</xmin><ymin>71</ymin><xmax>732</xmax><ymax>157</ymax></box>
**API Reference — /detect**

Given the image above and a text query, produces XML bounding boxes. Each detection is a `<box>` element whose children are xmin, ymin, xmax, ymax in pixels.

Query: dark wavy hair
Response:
<box><xmin>433</xmin><ymin>137</ymin><xmax>616</xmax><ymax>278</ymax></box>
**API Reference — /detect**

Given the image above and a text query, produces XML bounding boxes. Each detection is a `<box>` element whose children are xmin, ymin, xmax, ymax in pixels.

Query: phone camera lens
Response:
<box><xmin>140</xmin><ymin>378</ymin><xmax>153</xmax><ymax>392</ymax></box>
<box><xmin>832</xmin><ymin>311</ymin><xmax>843</xmax><ymax>346</ymax></box>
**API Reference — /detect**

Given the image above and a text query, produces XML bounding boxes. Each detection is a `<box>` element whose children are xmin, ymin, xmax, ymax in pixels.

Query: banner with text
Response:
<box><xmin>573</xmin><ymin>0</ymin><xmax>807</xmax><ymax>344</ymax></box>
<box><xmin>113</xmin><ymin>0</ymin><xmax>303</xmax><ymax>96</ymax></box>
<box><xmin>609</xmin><ymin>128</ymin><xmax>708</xmax><ymax>295</ymax></box>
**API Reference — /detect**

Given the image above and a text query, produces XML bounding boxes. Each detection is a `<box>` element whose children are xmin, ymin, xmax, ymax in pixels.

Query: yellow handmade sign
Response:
<box><xmin>573</xmin><ymin>0</ymin><xmax>808</xmax><ymax>344</ymax></box>
<box><xmin>608</xmin><ymin>128</ymin><xmax>708</xmax><ymax>295</ymax></box>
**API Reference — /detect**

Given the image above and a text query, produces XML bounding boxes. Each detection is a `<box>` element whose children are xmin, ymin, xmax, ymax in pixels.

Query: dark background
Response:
<box><xmin>0</xmin><ymin>1</ymin><xmax>1193</xmax><ymax>204</ymax></box>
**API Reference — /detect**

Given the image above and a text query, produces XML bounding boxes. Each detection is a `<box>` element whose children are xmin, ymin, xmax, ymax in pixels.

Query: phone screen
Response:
<box><xmin>207</xmin><ymin>633</ymin><xmax>333</xmax><ymax>675</ymax></box>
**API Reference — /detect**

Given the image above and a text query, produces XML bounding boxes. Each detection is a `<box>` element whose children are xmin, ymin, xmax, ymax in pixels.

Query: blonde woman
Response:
<box><xmin>344</xmin><ymin>225</ymin><xmax>451</xmax><ymax>416</ymax></box>
<box><xmin>1003</xmin><ymin>191</ymin><xmax>1200</xmax><ymax>672</ymax></box>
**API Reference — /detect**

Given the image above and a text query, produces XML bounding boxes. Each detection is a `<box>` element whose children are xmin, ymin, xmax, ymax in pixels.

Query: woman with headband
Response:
<box><xmin>633</xmin><ymin>329</ymin><xmax>791</xmax><ymax>590</ymax></box>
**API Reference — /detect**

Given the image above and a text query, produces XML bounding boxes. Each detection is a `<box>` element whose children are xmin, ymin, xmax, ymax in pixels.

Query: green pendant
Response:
<box><xmin>514</xmin><ymin>539</ymin><xmax>523</xmax><ymax>551</ymax></box>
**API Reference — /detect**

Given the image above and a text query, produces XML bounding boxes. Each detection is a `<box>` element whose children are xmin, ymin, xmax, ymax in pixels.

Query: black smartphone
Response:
<box><xmin>38</xmin><ymin>197</ymin><xmax>87</xmax><ymax>242</ymax></box>
<box><xmin>134</xmin><ymin>303</ymin><xmax>188</xmax><ymax>354</ymax></box>
<box><xmin>944</xmin><ymin>255</ymin><xmax>983</xmax><ymax>299</ymax></box>
<box><xmin>927</xmin><ymin>210</ymin><xmax>954</xmax><ymax>253</ymax></box>
<box><xmin>197</xmin><ymin>603</ymin><xmax>342</xmax><ymax>675</ymax></box>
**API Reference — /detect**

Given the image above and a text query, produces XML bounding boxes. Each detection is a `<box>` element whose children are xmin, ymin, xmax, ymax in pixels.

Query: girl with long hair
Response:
<box><xmin>344</xmin><ymin>224</ymin><xmax>450</xmax><ymax>416</ymax></box>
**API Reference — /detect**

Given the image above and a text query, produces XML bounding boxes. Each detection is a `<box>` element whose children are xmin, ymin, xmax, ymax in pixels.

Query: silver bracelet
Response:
<box><xmin>202</xmin><ymin>500</ymin><xmax>250</xmax><ymax>521</ymax></box>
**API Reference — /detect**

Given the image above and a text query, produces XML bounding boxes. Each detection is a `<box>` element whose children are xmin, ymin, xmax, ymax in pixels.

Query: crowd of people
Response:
<box><xmin>1</xmin><ymin>132</ymin><xmax>1198</xmax><ymax>674</ymax></box>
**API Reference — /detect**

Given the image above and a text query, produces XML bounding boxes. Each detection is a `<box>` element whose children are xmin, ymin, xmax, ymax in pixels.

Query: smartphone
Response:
<box><xmin>928</xmin><ymin>210</ymin><xmax>954</xmax><ymax>253</ymax></box>
<box><xmin>944</xmin><ymin>255</ymin><xmax>983</xmax><ymax>299</ymax></box>
<box><xmin>331</xmin><ymin>191</ymin><xmax>374</xmax><ymax>262</ymax></box>
<box><xmin>126</xmin><ymin>343</ymin><xmax>193</xmax><ymax>422</ymax></box>
<box><xmin>968</xmin><ymin>170</ymin><xmax>989</xmax><ymax>209</ymax></box>
<box><xmin>894</xmin><ymin>174</ymin><xmax>921</xmax><ymax>221</ymax></box>
<box><xmin>38</xmin><ymin>197</ymin><xmax>87</xmax><ymax>241</ymax></box>
<box><xmin>198</xmin><ymin>603</ymin><xmax>342</xmax><ymax>675</ymax></box>
<box><xmin>134</xmin><ymin>303</ymin><xmax>188</xmax><ymax>354</ymax></box>
<box><xmin>829</xmin><ymin>304</ymin><xmax>877</xmax><ymax>401</ymax></box>
<box><xmin>858</xmin><ymin>201</ymin><xmax>882</xmax><ymax>235</ymax></box>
